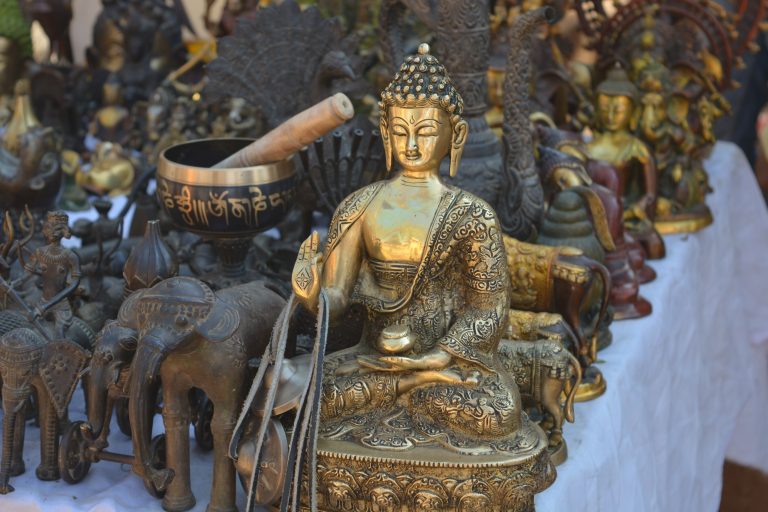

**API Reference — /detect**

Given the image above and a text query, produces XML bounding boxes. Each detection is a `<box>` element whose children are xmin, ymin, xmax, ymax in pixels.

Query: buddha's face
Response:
<box><xmin>102</xmin><ymin>81</ymin><xmax>122</xmax><ymax>105</ymax></box>
<box><xmin>552</xmin><ymin>166</ymin><xmax>588</xmax><ymax>189</ymax></box>
<box><xmin>96</xmin><ymin>20</ymin><xmax>126</xmax><ymax>72</ymax></box>
<box><xmin>388</xmin><ymin>106</ymin><xmax>452</xmax><ymax>173</ymax></box>
<box><xmin>597</xmin><ymin>94</ymin><xmax>633</xmax><ymax>132</ymax></box>
<box><xmin>0</xmin><ymin>37</ymin><xmax>21</xmax><ymax>96</ymax></box>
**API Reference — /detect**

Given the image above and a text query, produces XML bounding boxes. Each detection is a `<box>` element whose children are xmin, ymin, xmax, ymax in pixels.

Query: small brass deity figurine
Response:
<box><xmin>80</xmin><ymin>142</ymin><xmax>135</xmax><ymax>196</ymax></box>
<box><xmin>59</xmin><ymin>150</ymin><xmax>90</xmax><ymax>211</ymax></box>
<box><xmin>16</xmin><ymin>211</ymin><xmax>81</xmax><ymax>339</ymax></box>
<box><xmin>586</xmin><ymin>66</ymin><xmax>665</xmax><ymax>259</ymax></box>
<box><xmin>289</xmin><ymin>44</ymin><xmax>554</xmax><ymax>511</ymax></box>
<box><xmin>574</xmin><ymin>0</ymin><xmax>765</xmax><ymax>235</ymax></box>
<box><xmin>90</xmin><ymin>75</ymin><xmax>131</xmax><ymax>143</ymax></box>
<box><xmin>0</xmin><ymin>104</ymin><xmax>61</xmax><ymax>211</ymax></box>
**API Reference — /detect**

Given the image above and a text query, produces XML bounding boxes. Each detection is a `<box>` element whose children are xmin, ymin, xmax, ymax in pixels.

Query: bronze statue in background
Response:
<box><xmin>0</xmin><ymin>0</ymin><xmax>31</xmax><ymax>97</ymax></box>
<box><xmin>575</xmin><ymin>0</ymin><xmax>768</xmax><ymax>234</ymax></box>
<box><xmin>379</xmin><ymin>0</ymin><xmax>548</xmax><ymax>242</ymax></box>
<box><xmin>586</xmin><ymin>66</ymin><xmax>665</xmax><ymax>260</ymax></box>
<box><xmin>20</xmin><ymin>0</ymin><xmax>74</xmax><ymax>63</ymax></box>
<box><xmin>0</xmin><ymin>81</ymin><xmax>62</xmax><ymax>212</ymax></box>
<box><xmin>283</xmin><ymin>43</ymin><xmax>553</xmax><ymax>512</ymax></box>
<box><xmin>87</xmin><ymin>0</ymin><xmax>188</xmax><ymax>105</ymax></box>
<box><xmin>206</xmin><ymin>0</ymin><xmax>359</xmax><ymax>131</ymax></box>
<box><xmin>80</xmin><ymin>142</ymin><xmax>135</xmax><ymax>197</ymax></box>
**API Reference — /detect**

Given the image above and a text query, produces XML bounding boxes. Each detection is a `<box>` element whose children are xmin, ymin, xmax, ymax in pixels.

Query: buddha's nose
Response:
<box><xmin>406</xmin><ymin>139</ymin><xmax>420</xmax><ymax>158</ymax></box>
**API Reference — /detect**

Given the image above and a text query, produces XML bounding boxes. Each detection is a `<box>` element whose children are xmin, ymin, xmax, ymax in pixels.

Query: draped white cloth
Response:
<box><xmin>0</xmin><ymin>142</ymin><xmax>766</xmax><ymax>512</ymax></box>
<box><xmin>537</xmin><ymin>141</ymin><xmax>768</xmax><ymax>512</ymax></box>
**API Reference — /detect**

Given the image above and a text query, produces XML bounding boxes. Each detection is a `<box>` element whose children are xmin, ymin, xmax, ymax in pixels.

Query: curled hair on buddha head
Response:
<box><xmin>378</xmin><ymin>43</ymin><xmax>468</xmax><ymax>177</ymax></box>
<box><xmin>379</xmin><ymin>43</ymin><xmax>464</xmax><ymax>122</ymax></box>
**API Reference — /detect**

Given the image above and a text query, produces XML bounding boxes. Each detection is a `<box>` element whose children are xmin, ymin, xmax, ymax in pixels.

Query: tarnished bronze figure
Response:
<box><xmin>125</xmin><ymin>277</ymin><xmax>284</xmax><ymax>511</ymax></box>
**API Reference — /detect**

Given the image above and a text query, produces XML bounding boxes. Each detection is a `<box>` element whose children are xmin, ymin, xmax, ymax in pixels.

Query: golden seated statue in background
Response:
<box><xmin>292</xmin><ymin>44</ymin><xmax>554</xmax><ymax>512</ymax></box>
<box><xmin>586</xmin><ymin>66</ymin><xmax>665</xmax><ymax>259</ymax></box>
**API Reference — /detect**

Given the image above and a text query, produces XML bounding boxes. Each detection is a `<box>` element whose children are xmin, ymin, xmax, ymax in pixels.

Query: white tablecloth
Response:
<box><xmin>1</xmin><ymin>142</ymin><xmax>766</xmax><ymax>512</ymax></box>
<box><xmin>537</xmin><ymin>141</ymin><xmax>768</xmax><ymax>512</ymax></box>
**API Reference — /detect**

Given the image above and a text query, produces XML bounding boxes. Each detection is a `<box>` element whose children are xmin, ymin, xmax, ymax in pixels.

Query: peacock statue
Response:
<box><xmin>205</xmin><ymin>0</ymin><xmax>364</xmax><ymax>131</ymax></box>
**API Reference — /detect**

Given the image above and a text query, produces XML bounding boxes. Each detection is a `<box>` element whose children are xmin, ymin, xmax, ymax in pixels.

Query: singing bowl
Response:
<box><xmin>157</xmin><ymin>138</ymin><xmax>296</xmax><ymax>237</ymax></box>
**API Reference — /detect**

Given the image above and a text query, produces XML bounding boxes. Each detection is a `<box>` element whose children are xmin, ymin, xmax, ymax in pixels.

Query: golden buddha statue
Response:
<box><xmin>291</xmin><ymin>43</ymin><xmax>553</xmax><ymax>511</ymax></box>
<box><xmin>79</xmin><ymin>142</ymin><xmax>134</xmax><ymax>196</ymax></box>
<box><xmin>90</xmin><ymin>75</ymin><xmax>131</xmax><ymax>142</ymax></box>
<box><xmin>587</xmin><ymin>65</ymin><xmax>665</xmax><ymax>259</ymax></box>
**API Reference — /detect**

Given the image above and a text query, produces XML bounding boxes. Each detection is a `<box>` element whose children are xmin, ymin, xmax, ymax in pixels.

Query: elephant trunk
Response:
<box><xmin>128</xmin><ymin>333</ymin><xmax>175</xmax><ymax>494</ymax></box>
<box><xmin>499</xmin><ymin>7</ymin><xmax>553</xmax><ymax>241</ymax></box>
<box><xmin>563</xmin><ymin>350</ymin><xmax>582</xmax><ymax>423</ymax></box>
<box><xmin>0</xmin><ymin>386</ymin><xmax>28</xmax><ymax>494</ymax></box>
<box><xmin>86</xmin><ymin>366</ymin><xmax>112</xmax><ymax>437</ymax></box>
<box><xmin>589</xmin><ymin>260</ymin><xmax>612</xmax><ymax>361</ymax></box>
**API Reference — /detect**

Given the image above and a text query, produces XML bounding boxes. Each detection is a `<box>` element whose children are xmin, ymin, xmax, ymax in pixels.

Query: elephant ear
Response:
<box><xmin>40</xmin><ymin>340</ymin><xmax>90</xmax><ymax>418</ymax></box>
<box><xmin>118</xmin><ymin>289</ymin><xmax>145</xmax><ymax>329</ymax></box>
<box><xmin>196</xmin><ymin>300</ymin><xmax>240</xmax><ymax>343</ymax></box>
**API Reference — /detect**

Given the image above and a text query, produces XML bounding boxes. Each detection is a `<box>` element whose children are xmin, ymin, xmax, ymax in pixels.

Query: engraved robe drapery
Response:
<box><xmin>319</xmin><ymin>183</ymin><xmax>527</xmax><ymax>454</ymax></box>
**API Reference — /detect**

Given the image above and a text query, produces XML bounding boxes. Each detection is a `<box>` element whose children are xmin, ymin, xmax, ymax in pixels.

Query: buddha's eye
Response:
<box><xmin>392</xmin><ymin>127</ymin><xmax>407</xmax><ymax>136</ymax></box>
<box><xmin>418</xmin><ymin>127</ymin><xmax>437</xmax><ymax>136</ymax></box>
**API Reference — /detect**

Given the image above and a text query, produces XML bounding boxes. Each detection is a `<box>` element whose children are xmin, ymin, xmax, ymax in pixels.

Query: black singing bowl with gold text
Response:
<box><xmin>157</xmin><ymin>139</ymin><xmax>296</xmax><ymax>237</ymax></box>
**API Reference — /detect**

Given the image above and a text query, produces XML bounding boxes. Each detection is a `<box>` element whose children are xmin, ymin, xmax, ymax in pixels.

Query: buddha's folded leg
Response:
<box><xmin>409</xmin><ymin>381</ymin><xmax>519</xmax><ymax>439</ymax></box>
<box><xmin>320</xmin><ymin>372</ymin><xmax>398</xmax><ymax>421</ymax></box>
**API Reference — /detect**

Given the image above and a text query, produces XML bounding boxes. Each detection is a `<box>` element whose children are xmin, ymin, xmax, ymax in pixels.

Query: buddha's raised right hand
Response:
<box><xmin>292</xmin><ymin>231</ymin><xmax>323</xmax><ymax>310</ymax></box>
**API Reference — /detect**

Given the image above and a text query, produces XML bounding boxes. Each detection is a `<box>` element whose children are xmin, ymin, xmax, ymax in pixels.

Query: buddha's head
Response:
<box><xmin>379</xmin><ymin>43</ymin><xmax>468</xmax><ymax>177</ymax></box>
<box><xmin>595</xmin><ymin>66</ymin><xmax>638</xmax><ymax>133</ymax></box>
<box><xmin>0</xmin><ymin>37</ymin><xmax>23</xmax><ymax>96</ymax></box>
<box><xmin>93</xmin><ymin>18</ymin><xmax>126</xmax><ymax>72</ymax></box>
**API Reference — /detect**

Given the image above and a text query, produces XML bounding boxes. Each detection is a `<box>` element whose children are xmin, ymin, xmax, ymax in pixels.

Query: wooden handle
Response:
<box><xmin>213</xmin><ymin>93</ymin><xmax>354</xmax><ymax>168</ymax></box>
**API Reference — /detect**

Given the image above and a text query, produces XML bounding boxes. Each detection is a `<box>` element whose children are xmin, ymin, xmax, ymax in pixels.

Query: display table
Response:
<box><xmin>1</xmin><ymin>142</ymin><xmax>767</xmax><ymax>512</ymax></box>
<box><xmin>537</xmin><ymin>142</ymin><xmax>768</xmax><ymax>512</ymax></box>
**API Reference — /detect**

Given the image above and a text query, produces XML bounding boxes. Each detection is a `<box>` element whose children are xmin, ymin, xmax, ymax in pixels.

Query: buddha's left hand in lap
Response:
<box><xmin>360</xmin><ymin>347</ymin><xmax>452</xmax><ymax>372</ymax></box>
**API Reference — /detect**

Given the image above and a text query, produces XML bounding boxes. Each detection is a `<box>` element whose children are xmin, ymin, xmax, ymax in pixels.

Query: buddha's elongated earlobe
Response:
<box><xmin>449</xmin><ymin>119</ymin><xmax>468</xmax><ymax>177</ymax></box>
<box><xmin>380</xmin><ymin>114</ymin><xmax>393</xmax><ymax>172</ymax></box>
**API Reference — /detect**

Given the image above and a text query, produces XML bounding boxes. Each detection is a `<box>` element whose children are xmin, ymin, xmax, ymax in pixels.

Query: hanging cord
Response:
<box><xmin>284</xmin><ymin>289</ymin><xmax>328</xmax><ymax>512</ymax></box>
<box><xmin>230</xmin><ymin>294</ymin><xmax>296</xmax><ymax>511</ymax></box>
<box><xmin>230</xmin><ymin>289</ymin><xmax>329</xmax><ymax>512</ymax></box>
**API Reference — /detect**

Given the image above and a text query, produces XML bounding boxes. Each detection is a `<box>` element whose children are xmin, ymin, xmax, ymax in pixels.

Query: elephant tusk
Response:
<box><xmin>12</xmin><ymin>400</ymin><xmax>27</xmax><ymax>414</ymax></box>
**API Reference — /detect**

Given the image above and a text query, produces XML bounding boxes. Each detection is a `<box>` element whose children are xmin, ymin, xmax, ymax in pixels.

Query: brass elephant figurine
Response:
<box><xmin>125</xmin><ymin>276</ymin><xmax>285</xmax><ymax>512</ymax></box>
<box><xmin>0</xmin><ymin>328</ymin><xmax>89</xmax><ymax>493</ymax></box>
<box><xmin>498</xmin><ymin>337</ymin><xmax>581</xmax><ymax>461</ymax></box>
<box><xmin>503</xmin><ymin>236</ymin><xmax>611</xmax><ymax>367</ymax></box>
